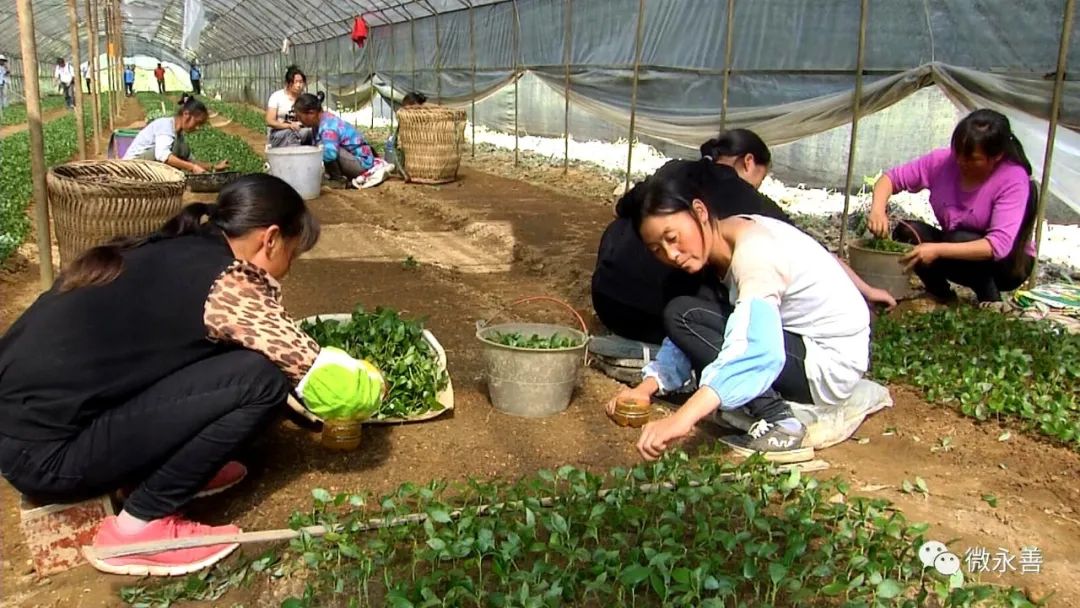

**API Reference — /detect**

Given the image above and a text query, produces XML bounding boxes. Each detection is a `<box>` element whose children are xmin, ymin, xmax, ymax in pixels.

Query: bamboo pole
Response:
<box><xmin>837</xmin><ymin>0</ymin><xmax>869</xmax><ymax>256</ymax></box>
<box><xmin>428</xmin><ymin>1</ymin><xmax>442</xmax><ymax>104</ymax></box>
<box><xmin>1027</xmin><ymin>0</ymin><xmax>1076</xmax><ymax>289</ymax></box>
<box><xmin>15</xmin><ymin>0</ymin><xmax>55</xmax><ymax>289</ymax></box>
<box><xmin>562</xmin><ymin>0</ymin><xmax>572</xmax><ymax>173</ymax></box>
<box><xmin>369</xmin><ymin>31</ymin><xmax>376</xmax><ymax>129</ymax></box>
<box><xmin>512</xmin><ymin>0</ymin><xmax>520</xmax><ymax>166</ymax></box>
<box><xmin>67</xmin><ymin>0</ymin><xmax>87</xmax><ymax>159</ymax></box>
<box><xmin>623</xmin><ymin>0</ymin><xmax>647</xmax><ymax>195</ymax></box>
<box><xmin>103</xmin><ymin>0</ymin><xmax>114</xmax><ymax>135</ymax></box>
<box><xmin>390</xmin><ymin>21</ymin><xmax>396</xmax><ymax>132</ymax></box>
<box><xmin>720</xmin><ymin>0</ymin><xmax>735</xmax><ymax>128</ymax></box>
<box><xmin>410</xmin><ymin>15</ymin><xmax>416</xmax><ymax>90</ymax></box>
<box><xmin>113</xmin><ymin>0</ymin><xmax>122</xmax><ymax>114</ymax></box>
<box><xmin>469</xmin><ymin>0</ymin><xmax>476</xmax><ymax>158</ymax></box>
<box><xmin>86</xmin><ymin>0</ymin><xmax>101</xmax><ymax>156</ymax></box>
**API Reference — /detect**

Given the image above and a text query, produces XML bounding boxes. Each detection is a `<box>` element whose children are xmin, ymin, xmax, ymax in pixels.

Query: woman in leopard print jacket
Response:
<box><xmin>0</xmin><ymin>174</ymin><xmax>371</xmax><ymax>576</ymax></box>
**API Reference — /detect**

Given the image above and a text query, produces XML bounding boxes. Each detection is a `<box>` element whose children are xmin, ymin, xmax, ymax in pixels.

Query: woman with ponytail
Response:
<box><xmin>0</xmin><ymin>174</ymin><xmax>385</xmax><ymax>576</ymax></box>
<box><xmin>868</xmin><ymin>109</ymin><xmax>1037</xmax><ymax>302</ymax></box>
<box><xmin>606</xmin><ymin>159</ymin><xmax>871</xmax><ymax>463</ymax></box>
<box><xmin>592</xmin><ymin>129</ymin><xmax>895</xmax><ymax>346</ymax></box>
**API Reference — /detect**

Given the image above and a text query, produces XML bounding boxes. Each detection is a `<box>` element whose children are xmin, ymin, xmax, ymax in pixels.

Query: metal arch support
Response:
<box><xmin>623</xmin><ymin>0</ymin><xmax>647</xmax><ymax>195</ymax></box>
<box><xmin>562</xmin><ymin>0</ymin><xmax>572</xmax><ymax>174</ymax></box>
<box><xmin>720</xmin><ymin>0</ymin><xmax>735</xmax><ymax>128</ymax></box>
<box><xmin>1027</xmin><ymin>0</ymin><xmax>1076</xmax><ymax>289</ymax></box>
<box><xmin>837</xmin><ymin>0</ymin><xmax>869</xmax><ymax>256</ymax></box>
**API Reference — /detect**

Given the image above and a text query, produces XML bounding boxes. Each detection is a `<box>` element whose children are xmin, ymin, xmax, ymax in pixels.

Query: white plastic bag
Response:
<box><xmin>718</xmin><ymin>379</ymin><xmax>893</xmax><ymax>450</ymax></box>
<box><xmin>181</xmin><ymin>0</ymin><xmax>206</xmax><ymax>53</ymax></box>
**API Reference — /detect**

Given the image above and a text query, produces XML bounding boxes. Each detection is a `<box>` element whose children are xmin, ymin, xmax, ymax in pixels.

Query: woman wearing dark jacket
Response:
<box><xmin>0</xmin><ymin>174</ymin><xmax>383</xmax><ymax>576</ymax></box>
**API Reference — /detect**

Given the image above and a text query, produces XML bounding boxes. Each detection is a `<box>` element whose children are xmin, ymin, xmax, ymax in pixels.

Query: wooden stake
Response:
<box><xmin>15</xmin><ymin>0</ymin><xmax>55</xmax><ymax>289</ymax></box>
<box><xmin>837</xmin><ymin>0</ymin><xmax>869</xmax><ymax>256</ymax></box>
<box><xmin>469</xmin><ymin>1</ymin><xmax>476</xmax><ymax>158</ymax></box>
<box><xmin>1027</xmin><ymin>0</ymin><xmax>1076</xmax><ymax>289</ymax></box>
<box><xmin>67</xmin><ymin>0</ymin><xmax>86</xmax><ymax>159</ymax></box>
<box><xmin>86</xmin><ymin>0</ymin><xmax>101</xmax><ymax>156</ymax></box>
<box><xmin>84</xmin><ymin>460</ymin><xmax>830</xmax><ymax>559</ymax></box>
<box><xmin>103</xmin><ymin>0</ymin><xmax>114</xmax><ymax>135</ymax></box>
<box><xmin>512</xmin><ymin>0</ymin><xmax>520</xmax><ymax>166</ymax></box>
<box><xmin>720</xmin><ymin>0</ymin><xmax>736</xmax><ymax>128</ymax></box>
<box><xmin>623</xmin><ymin>0</ymin><xmax>647</xmax><ymax>196</ymax></box>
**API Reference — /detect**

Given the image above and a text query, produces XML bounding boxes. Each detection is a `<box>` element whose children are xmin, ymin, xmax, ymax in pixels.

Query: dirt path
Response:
<box><xmin>1</xmin><ymin>121</ymin><xmax>1077</xmax><ymax>606</ymax></box>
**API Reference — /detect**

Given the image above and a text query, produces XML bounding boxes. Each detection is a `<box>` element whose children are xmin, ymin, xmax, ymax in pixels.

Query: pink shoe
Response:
<box><xmin>194</xmin><ymin>461</ymin><xmax>247</xmax><ymax>499</ymax></box>
<box><xmin>88</xmin><ymin>515</ymin><xmax>241</xmax><ymax>576</ymax></box>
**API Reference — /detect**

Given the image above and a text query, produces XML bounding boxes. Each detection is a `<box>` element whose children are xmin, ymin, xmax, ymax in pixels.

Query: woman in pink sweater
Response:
<box><xmin>868</xmin><ymin>109</ymin><xmax>1037</xmax><ymax>303</ymax></box>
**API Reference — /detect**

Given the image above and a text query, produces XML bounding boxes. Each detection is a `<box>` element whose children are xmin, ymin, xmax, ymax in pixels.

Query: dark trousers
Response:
<box><xmin>325</xmin><ymin>148</ymin><xmax>367</xmax><ymax>181</ymax></box>
<box><xmin>192</xmin><ymin>80</ymin><xmax>202</xmax><ymax>95</ymax></box>
<box><xmin>124</xmin><ymin>83</ymin><xmax>134</xmax><ymax>96</ymax></box>
<box><xmin>0</xmin><ymin>351</ymin><xmax>289</xmax><ymax>520</ymax></box>
<box><xmin>893</xmin><ymin>221</ymin><xmax>1034</xmax><ymax>302</ymax></box>
<box><xmin>157</xmin><ymin>79</ymin><xmax>166</xmax><ymax>94</ymax></box>
<box><xmin>663</xmin><ymin>295</ymin><xmax>812</xmax><ymax>420</ymax></box>
<box><xmin>61</xmin><ymin>82</ymin><xmax>74</xmax><ymax>108</ymax></box>
<box><xmin>592</xmin><ymin>291</ymin><xmax>666</xmax><ymax>345</ymax></box>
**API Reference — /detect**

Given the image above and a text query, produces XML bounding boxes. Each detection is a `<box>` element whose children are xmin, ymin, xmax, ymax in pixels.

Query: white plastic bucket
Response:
<box><xmin>265</xmin><ymin>145</ymin><xmax>324</xmax><ymax>200</ymax></box>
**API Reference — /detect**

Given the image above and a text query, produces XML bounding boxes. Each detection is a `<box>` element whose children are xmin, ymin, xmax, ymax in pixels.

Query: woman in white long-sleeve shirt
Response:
<box><xmin>606</xmin><ymin>159</ymin><xmax>870</xmax><ymax>463</ymax></box>
<box><xmin>124</xmin><ymin>95</ymin><xmax>228</xmax><ymax>174</ymax></box>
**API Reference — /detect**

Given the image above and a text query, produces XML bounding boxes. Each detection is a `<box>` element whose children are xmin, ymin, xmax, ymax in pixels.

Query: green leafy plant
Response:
<box><xmin>402</xmin><ymin>255</ymin><xmax>419</xmax><ymax>269</ymax></box>
<box><xmin>300</xmin><ymin>306</ymin><xmax>448</xmax><ymax>420</ymax></box>
<box><xmin>872</xmin><ymin>307</ymin><xmax>1080</xmax><ymax>449</ymax></box>
<box><xmin>491</xmin><ymin>331</ymin><xmax>583</xmax><ymax>349</ymax></box>
<box><xmin>120</xmin><ymin>451</ymin><xmax>1037</xmax><ymax>607</ymax></box>
<box><xmin>204</xmin><ymin>98</ymin><xmax>266</xmax><ymax>132</ymax></box>
<box><xmin>0</xmin><ymin>95</ymin><xmax>69</xmax><ymax>126</ymax></box>
<box><xmin>862</xmin><ymin>236</ymin><xmax>913</xmax><ymax>254</ymax></box>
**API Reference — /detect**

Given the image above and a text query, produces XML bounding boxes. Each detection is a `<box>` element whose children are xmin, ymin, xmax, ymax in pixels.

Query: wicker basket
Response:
<box><xmin>47</xmin><ymin>160</ymin><xmax>187</xmax><ymax>268</ymax></box>
<box><xmin>397</xmin><ymin>106</ymin><xmax>467</xmax><ymax>184</ymax></box>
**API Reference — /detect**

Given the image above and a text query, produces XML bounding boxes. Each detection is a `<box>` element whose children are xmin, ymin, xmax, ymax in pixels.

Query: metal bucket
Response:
<box><xmin>476</xmin><ymin>297</ymin><xmax>590</xmax><ymax>418</ymax></box>
<box><xmin>847</xmin><ymin>239</ymin><xmax>916</xmax><ymax>300</ymax></box>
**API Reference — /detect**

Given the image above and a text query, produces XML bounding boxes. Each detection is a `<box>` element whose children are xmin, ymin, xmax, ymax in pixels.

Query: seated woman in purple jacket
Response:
<box><xmin>867</xmin><ymin>109</ymin><xmax>1037</xmax><ymax>303</ymax></box>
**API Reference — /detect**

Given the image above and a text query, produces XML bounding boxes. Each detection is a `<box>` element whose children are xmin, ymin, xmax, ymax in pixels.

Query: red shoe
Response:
<box><xmin>194</xmin><ymin>461</ymin><xmax>247</xmax><ymax>499</ymax></box>
<box><xmin>88</xmin><ymin>515</ymin><xmax>241</xmax><ymax>576</ymax></box>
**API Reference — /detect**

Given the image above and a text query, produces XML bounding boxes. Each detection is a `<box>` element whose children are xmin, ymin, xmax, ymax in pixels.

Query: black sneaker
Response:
<box><xmin>720</xmin><ymin>419</ymin><xmax>814</xmax><ymax>464</ymax></box>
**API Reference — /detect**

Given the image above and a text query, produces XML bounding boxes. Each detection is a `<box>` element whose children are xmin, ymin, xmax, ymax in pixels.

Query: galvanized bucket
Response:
<box><xmin>476</xmin><ymin>297</ymin><xmax>590</xmax><ymax>418</ymax></box>
<box><xmin>847</xmin><ymin>238</ymin><xmax>916</xmax><ymax>300</ymax></box>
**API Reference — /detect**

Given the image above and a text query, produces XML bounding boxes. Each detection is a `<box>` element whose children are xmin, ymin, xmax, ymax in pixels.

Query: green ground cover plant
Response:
<box><xmin>0</xmin><ymin>97</ymin><xmax>110</xmax><ymax>262</ymax></box>
<box><xmin>872</xmin><ymin>307</ymin><xmax>1080</xmax><ymax>448</ymax></box>
<box><xmin>491</xmin><ymin>332</ymin><xmax>583</xmax><ymax>349</ymax></box>
<box><xmin>0</xmin><ymin>95</ymin><xmax>69</xmax><ymax>126</ymax></box>
<box><xmin>120</xmin><ymin>453</ymin><xmax>1037</xmax><ymax>608</ymax></box>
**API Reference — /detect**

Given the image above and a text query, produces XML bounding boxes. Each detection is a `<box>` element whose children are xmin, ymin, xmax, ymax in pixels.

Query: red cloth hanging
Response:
<box><xmin>351</xmin><ymin>16</ymin><xmax>369</xmax><ymax>49</ymax></box>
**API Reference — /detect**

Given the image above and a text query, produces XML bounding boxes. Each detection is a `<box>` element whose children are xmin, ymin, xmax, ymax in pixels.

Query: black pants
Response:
<box><xmin>663</xmin><ymin>295</ymin><xmax>812</xmax><ymax>420</ymax></box>
<box><xmin>157</xmin><ymin>79</ymin><xmax>166</xmax><ymax>94</ymax></box>
<box><xmin>124</xmin><ymin>83</ymin><xmax>134</xmax><ymax>96</ymax></box>
<box><xmin>592</xmin><ymin>291</ymin><xmax>667</xmax><ymax>345</ymax></box>
<box><xmin>0</xmin><ymin>350</ymin><xmax>289</xmax><ymax>520</ymax></box>
<box><xmin>893</xmin><ymin>221</ymin><xmax>1034</xmax><ymax>302</ymax></box>
<box><xmin>192</xmin><ymin>80</ymin><xmax>202</xmax><ymax>95</ymax></box>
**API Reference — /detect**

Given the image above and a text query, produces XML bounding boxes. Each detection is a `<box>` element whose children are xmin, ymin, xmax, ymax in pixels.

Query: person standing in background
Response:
<box><xmin>124</xmin><ymin>65</ymin><xmax>135</xmax><ymax>96</ymax></box>
<box><xmin>189</xmin><ymin>63</ymin><xmax>202</xmax><ymax>95</ymax></box>
<box><xmin>0</xmin><ymin>55</ymin><xmax>8</xmax><ymax>111</ymax></box>
<box><xmin>82</xmin><ymin>62</ymin><xmax>92</xmax><ymax>95</ymax></box>
<box><xmin>55</xmin><ymin>58</ymin><xmax>75</xmax><ymax>109</ymax></box>
<box><xmin>154</xmin><ymin>63</ymin><xmax>167</xmax><ymax>94</ymax></box>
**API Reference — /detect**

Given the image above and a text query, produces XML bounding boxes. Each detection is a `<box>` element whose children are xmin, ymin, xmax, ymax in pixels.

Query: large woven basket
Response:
<box><xmin>47</xmin><ymin>160</ymin><xmax>187</xmax><ymax>268</ymax></box>
<box><xmin>397</xmin><ymin>106</ymin><xmax>467</xmax><ymax>184</ymax></box>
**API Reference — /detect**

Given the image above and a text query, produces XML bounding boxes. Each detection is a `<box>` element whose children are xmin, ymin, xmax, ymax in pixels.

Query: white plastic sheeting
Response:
<box><xmin>181</xmin><ymin>0</ymin><xmax>207</xmax><ymax>54</ymax></box>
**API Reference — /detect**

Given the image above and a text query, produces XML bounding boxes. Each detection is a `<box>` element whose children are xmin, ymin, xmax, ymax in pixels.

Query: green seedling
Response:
<box><xmin>873</xmin><ymin>307</ymin><xmax>1080</xmax><ymax>450</ymax></box>
<box><xmin>491</xmin><ymin>331</ymin><xmax>583</xmax><ymax>349</ymax></box>
<box><xmin>932</xmin><ymin>436</ymin><xmax>954</xmax><ymax>453</ymax></box>
<box><xmin>402</xmin><ymin>256</ymin><xmax>419</xmax><ymax>269</ymax></box>
<box><xmin>301</xmin><ymin>306</ymin><xmax>448</xmax><ymax>420</ymax></box>
<box><xmin>982</xmin><ymin>494</ymin><xmax>999</xmax><ymax>508</ymax></box>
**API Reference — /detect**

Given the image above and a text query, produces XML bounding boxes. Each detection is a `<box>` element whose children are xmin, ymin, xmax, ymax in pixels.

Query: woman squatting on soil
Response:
<box><xmin>868</xmin><ymin>109</ymin><xmax>1038</xmax><ymax>303</ymax></box>
<box><xmin>294</xmin><ymin>92</ymin><xmax>393</xmax><ymax>189</ymax></box>
<box><xmin>606</xmin><ymin>159</ymin><xmax>872</xmax><ymax>463</ymax></box>
<box><xmin>0</xmin><ymin>175</ymin><xmax>385</xmax><ymax>576</ymax></box>
<box><xmin>123</xmin><ymin>94</ymin><xmax>230</xmax><ymax>175</ymax></box>
<box><xmin>591</xmin><ymin>129</ymin><xmax>896</xmax><ymax>346</ymax></box>
<box><xmin>266</xmin><ymin>64</ymin><xmax>316</xmax><ymax>148</ymax></box>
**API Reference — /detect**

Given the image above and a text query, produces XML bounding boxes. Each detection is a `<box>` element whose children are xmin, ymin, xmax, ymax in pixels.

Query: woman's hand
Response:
<box><xmin>605</xmin><ymin>385</ymin><xmax>654</xmax><ymax>416</ymax></box>
<box><xmin>864</xmin><ymin>286</ymin><xmax>897</xmax><ymax>311</ymax></box>
<box><xmin>901</xmin><ymin>243</ymin><xmax>941</xmax><ymax>272</ymax></box>
<box><xmin>190</xmin><ymin>164</ymin><xmax>207</xmax><ymax>175</ymax></box>
<box><xmin>637</xmin><ymin>414</ymin><xmax>694</xmax><ymax>460</ymax></box>
<box><xmin>289</xmin><ymin>121</ymin><xmax>303</xmax><ymax>132</ymax></box>
<box><xmin>867</xmin><ymin>209</ymin><xmax>891</xmax><ymax>239</ymax></box>
<box><xmin>214</xmin><ymin>160</ymin><xmax>230</xmax><ymax>171</ymax></box>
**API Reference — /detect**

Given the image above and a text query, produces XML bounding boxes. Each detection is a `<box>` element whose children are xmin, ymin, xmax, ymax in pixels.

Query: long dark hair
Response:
<box><xmin>294</xmin><ymin>92</ymin><xmax>322</xmax><ymax>114</ymax></box>
<box><xmin>952</xmin><ymin>109</ymin><xmax>1037</xmax><ymax>274</ymax></box>
<box><xmin>58</xmin><ymin>174</ymin><xmax>320</xmax><ymax>292</ymax></box>
<box><xmin>619</xmin><ymin>159</ymin><xmax>791</xmax><ymax>235</ymax></box>
<box><xmin>700</xmin><ymin>128</ymin><xmax>772</xmax><ymax>166</ymax></box>
<box><xmin>285</xmin><ymin>64</ymin><xmax>307</xmax><ymax>86</ymax></box>
<box><xmin>176</xmin><ymin>93</ymin><xmax>207</xmax><ymax>118</ymax></box>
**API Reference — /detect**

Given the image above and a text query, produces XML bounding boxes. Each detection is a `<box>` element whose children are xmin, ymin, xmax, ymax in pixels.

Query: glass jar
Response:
<box><xmin>321</xmin><ymin>417</ymin><xmax>363</xmax><ymax>451</ymax></box>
